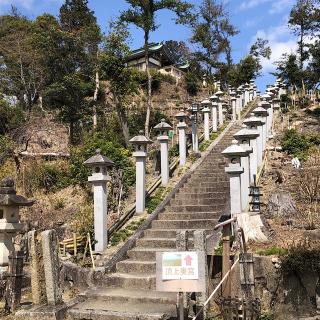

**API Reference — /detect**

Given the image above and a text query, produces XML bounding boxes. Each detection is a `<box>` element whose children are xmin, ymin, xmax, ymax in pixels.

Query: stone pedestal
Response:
<box><xmin>253</xmin><ymin>107</ymin><xmax>268</xmax><ymax>153</ymax></box>
<box><xmin>130</xmin><ymin>132</ymin><xmax>152</xmax><ymax>214</ymax></box>
<box><xmin>231</xmin><ymin>95</ymin><xmax>237</xmax><ymax>121</ymax></box>
<box><xmin>154</xmin><ymin>120</ymin><xmax>172</xmax><ymax>186</ymax></box>
<box><xmin>210</xmin><ymin>102</ymin><xmax>218</xmax><ymax>132</ymax></box>
<box><xmin>191</xmin><ymin>115</ymin><xmax>199</xmax><ymax>153</ymax></box>
<box><xmin>84</xmin><ymin>151</ymin><xmax>114</xmax><ymax>252</ymax></box>
<box><xmin>243</xmin><ymin>114</ymin><xmax>265</xmax><ymax>170</ymax></box>
<box><xmin>222</xmin><ymin>141</ymin><xmax>246</xmax><ymax>217</ymax></box>
<box><xmin>216</xmin><ymin>90</ymin><xmax>224</xmax><ymax>127</ymax></box>
<box><xmin>203</xmin><ymin>107</ymin><xmax>210</xmax><ymax>141</ymax></box>
<box><xmin>175</xmin><ymin>110</ymin><xmax>188</xmax><ymax>166</ymax></box>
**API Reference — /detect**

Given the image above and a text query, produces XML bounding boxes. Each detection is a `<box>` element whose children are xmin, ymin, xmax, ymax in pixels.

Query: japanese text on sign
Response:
<box><xmin>162</xmin><ymin>252</ymin><xmax>198</xmax><ymax>280</ymax></box>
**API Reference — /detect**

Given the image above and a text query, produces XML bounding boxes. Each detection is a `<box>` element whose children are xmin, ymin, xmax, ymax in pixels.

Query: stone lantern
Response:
<box><xmin>215</xmin><ymin>90</ymin><xmax>224</xmax><ymax>127</ymax></box>
<box><xmin>0</xmin><ymin>177</ymin><xmax>33</xmax><ymax>271</ymax></box>
<box><xmin>201</xmin><ymin>99</ymin><xmax>211</xmax><ymax>141</ymax></box>
<box><xmin>234</xmin><ymin>124</ymin><xmax>259</xmax><ymax>185</ymax></box>
<box><xmin>253</xmin><ymin>106</ymin><xmax>269</xmax><ymax>152</ymax></box>
<box><xmin>230</xmin><ymin>91</ymin><xmax>237</xmax><ymax>121</ymax></box>
<box><xmin>130</xmin><ymin>131</ymin><xmax>152</xmax><ymax>214</ymax></box>
<box><xmin>239</xmin><ymin>85</ymin><xmax>245</xmax><ymax>110</ymax></box>
<box><xmin>236</xmin><ymin>88</ymin><xmax>242</xmax><ymax>119</ymax></box>
<box><xmin>209</xmin><ymin>95</ymin><xmax>218</xmax><ymax>132</ymax></box>
<box><xmin>243</xmin><ymin>83</ymin><xmax>250</xmax><ymax>106</ymax></box>
<box><xmin>233</xmin><ymin>126</ymin><xmax>255</xmax><ymax>211</ymax></box>
<box><xmin>175</xmin><ymin>109</ymin><xmax>188</xmax><ymax>166</ymax></box>
<box><xmin>84</xmin><ymin>149</ymin><xmax>114</xmax><ymax>252</ymax></box>
<box><xmin>222</xmin><ymin>141</ymin><xmax>246</xmax><ymax>217</ymax></box>
<box><xmin>188</xmin><ymin>103</ymin><xmax>201</xmax><ymax>154</ymax></box>
<box><xmin>243</xmin><ymin>113</ymin><xmax>265</xmax><ymax>168</ymax></box>
<box><xmin>154</xmin><ymin>119</ymin><xmax>172</xmax><ymax>186</ymax></box>
<box><xmin>260</xmin><ymin>98</ymin><xmax>272</xmax><ymax>139</ymax></box>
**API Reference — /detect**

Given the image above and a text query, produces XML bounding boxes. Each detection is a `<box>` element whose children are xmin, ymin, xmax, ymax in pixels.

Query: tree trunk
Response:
<box><xmin>299</xmin><ymin>27</ymin><xmax>304</xmax><ymax>70</ymax></box>
<box><xmin>114</xmin><ymin>96</ymin><xmax>130</xmax><ymax>146</ymax></box>
<box><xmin>69</xmin><ymin>121</ymin><xmax>74</xmax><ymax>145</ymax></box>
<box><xmin>93</xmin><ymin>71</ymin><xmax>99</xmax><ymax>130</ymax></box>
<box><xmin>144</xmin><ymin>31</ymin><xmax>152</xmax><ymax>138</ymax></box>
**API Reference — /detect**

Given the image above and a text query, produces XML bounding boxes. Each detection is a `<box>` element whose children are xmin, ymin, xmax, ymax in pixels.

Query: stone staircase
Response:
<box><xmin>68</xmin><ymin>124</ymin><xmax>241</xmax><ymax>320</ymax></box>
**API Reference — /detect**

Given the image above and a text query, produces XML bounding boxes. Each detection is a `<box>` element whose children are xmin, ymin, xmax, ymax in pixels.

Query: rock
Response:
<box><xmin>267</xmin><ymin>191</ymin><xmax>299</xmax><ymax>217</ymax></box>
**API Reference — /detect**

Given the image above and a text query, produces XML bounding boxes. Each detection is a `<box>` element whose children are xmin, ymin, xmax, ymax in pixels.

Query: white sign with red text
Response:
<box><xmin>162</xmin><ymin>251</ymin><xmax>199</xmax><ymax>280</ymax></box>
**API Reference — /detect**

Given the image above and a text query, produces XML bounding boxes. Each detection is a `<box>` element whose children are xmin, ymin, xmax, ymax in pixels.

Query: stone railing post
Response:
<box><xmin>84</xmin><ymin>150</ymin><xmax>114</xmax><ymax>252</ymax></box>
<box><xmin>130</xmin><ymin>131</ymin><xmax>152</xmax><ymax>215</ymax></box>
<box><xmin>154</xmin><ymin>119</ymin><xmax>172</xmax><ymax>186</ymax></box>
<box><xmin>222</xmin><ymin>140</ymin><xmax>246</xmax><ymax>217</ymax></box>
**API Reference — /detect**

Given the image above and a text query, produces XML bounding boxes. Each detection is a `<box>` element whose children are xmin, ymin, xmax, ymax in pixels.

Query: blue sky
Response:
<box><xmin>0</xmin><ymin>0</ymin><xmax>298</xmax><ymax>91</ymax></box>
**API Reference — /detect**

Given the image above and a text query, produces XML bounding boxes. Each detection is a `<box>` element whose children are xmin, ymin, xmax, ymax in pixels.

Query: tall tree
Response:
<box><xmin>190</xmin><ymin>0</ymin><xmax>238</xmax><ymax>80</ymax></box>
<box><xmin>0</xmin><ymin>12</ymin><xmax>45</xmax><ymax>113</ymax></box>
<box><xmin>120</xmin><ymin>0</ymin><xmax>193</xmax><ymax>137</ymax></box>
<box><xmin>59</xmin><ymin>0</ymin><xmax>101</xmax><ymax>131</ymax></box>
<box><xmin>100</xmin><ymin>22</ymin><xmax>139</xmax><ymax>145</ymax></box>
<box><xmin>288</xmin><ymin>0</ymin><xmax>320</xmax><ymax>70</ymax></box>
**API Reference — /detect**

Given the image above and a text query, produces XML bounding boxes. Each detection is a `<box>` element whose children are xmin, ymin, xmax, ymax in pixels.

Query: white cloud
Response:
<box><xmin>251</xmin><ymin>22</ymin><xmax>297</xmax><ymax>73</ymax></box>
<box><xmin>239</xmin><ymin>0</ymin><xmax>294</xmax><ymax>14</ymax></box>
<box><xmin>269</xmin><ymin>0</ymin><xmax>295</xmax><ymax>14</ymax></box>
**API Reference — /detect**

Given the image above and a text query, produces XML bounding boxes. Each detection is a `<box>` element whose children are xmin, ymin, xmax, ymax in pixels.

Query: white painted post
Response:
<box><xmin>84</xmin><ymin>150</ymin><xmax>114</xmax><ymax>252</ymax></box>
<box><xmin>222</xmin><ymin>140</ymin><xmax>246</xmax><ymax>217</ymax></box>
<box><xmin>175</xmin><ymin>110</ymin><xmax>187</xmax><ymax>166</ymax></box>
<box><xmin>130</xmin><ymin>131</ymin><xmax>152</xmax><ymax>215</ymax></box>
<box><xmin>154</xmin><ymin>119</ymin><xmax>172</xmax><ymax>186</ymax></box>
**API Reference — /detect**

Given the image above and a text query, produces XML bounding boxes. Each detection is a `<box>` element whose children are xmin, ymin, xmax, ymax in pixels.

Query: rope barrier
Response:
<box><xmin>191</xmin><ymin>257</ymin><xmax>240</xmax><ymax>320</ymax></box>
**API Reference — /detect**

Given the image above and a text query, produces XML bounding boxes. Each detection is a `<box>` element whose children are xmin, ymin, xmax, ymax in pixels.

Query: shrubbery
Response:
<box><xmin>69</xmin><ymin>132</ymin><xmax>135</xmax><ymax>188</ymax></box>
<box><xmin>19</xmin><ymin>160</ymin><xmax>70</xmax><ymax>196</ymax></box>
<box><xmin>185</xmin><ymin>72</ymin><xmax>200</xmax><ymax>96</ymax></box>
<box><xmin>280</xmin><ymin>242</ymin><xmax>320</xmax><ymax>275</ymax></box>
<box><xmin>0</xmin><ymin>100</ymin><xmax>25</xmax><ymax>134</ymax></box>
<box><xmin>281</xmin><ymin>129</ymin><xmax>320</xmax><ymax>159</ymax></box>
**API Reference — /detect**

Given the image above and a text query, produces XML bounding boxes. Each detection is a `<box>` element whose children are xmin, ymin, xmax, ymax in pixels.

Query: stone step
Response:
<box><xmin>68</xmin><ymin>299</ymin><xmax>176</xmax><ymax>320</ymax></box>
<box><xmin>167</xmin><ymin>204</ymin><xmax>224</xmax><ymax>212</ymax></box>
<box><xmin>104</xmin><ymin>272</ymin><xmax>156</xmax><ymax>290</ymax></box>
<box><xmin>175</xmin><ymin>192</ymin><xmax>226</xmax><ymax>200</ymax></box>
<box><xmin>158</xmin><ymin>211</ymin><xmax>221</xmax><ymax>220</ymax></box>
<box><xmin>127</xmin><ymin>247</ymin><xmax>176</xmax><ymax>261</ymax></box>
<box><xmin>80</xmin><ymin>288</ymin><xmax>176</xmax><ymax>305</ymax></box>
<box><xmin>196</xmin><ymin>181</ymin><xmax>229</xmax><ymax>187</ymax></box>
<box><xmin>170</xmin><ymin>198</ymin><xmax>225</xmax><ymax>206</ymax></box>
<box><xmin>116</xmin><ymin>260</ymin><xmax>156</xmax><ymax>274</ymax></box>
<box><xmin>136</xmin><ymin>237</ymin><xmax>179</xmax><ymax>249</ymax></box>
<box><xmin>188</xmin><ymin>176</ymin><xmax>228</xmax><ymax>184</ymax></box>
<box><xmin>143</xmin><ymin>229</ymin><xmax>212</xmax><ymax>238</ymax></box>
<box><xmin>181</xmin><ymin>186</ymin><xmax>229</xmax><ymax>193</ymax></box>
<box><xmin>152</xmin><ymin>218</ymin><xmax>218</xmax><ymax>229</ymax></box>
